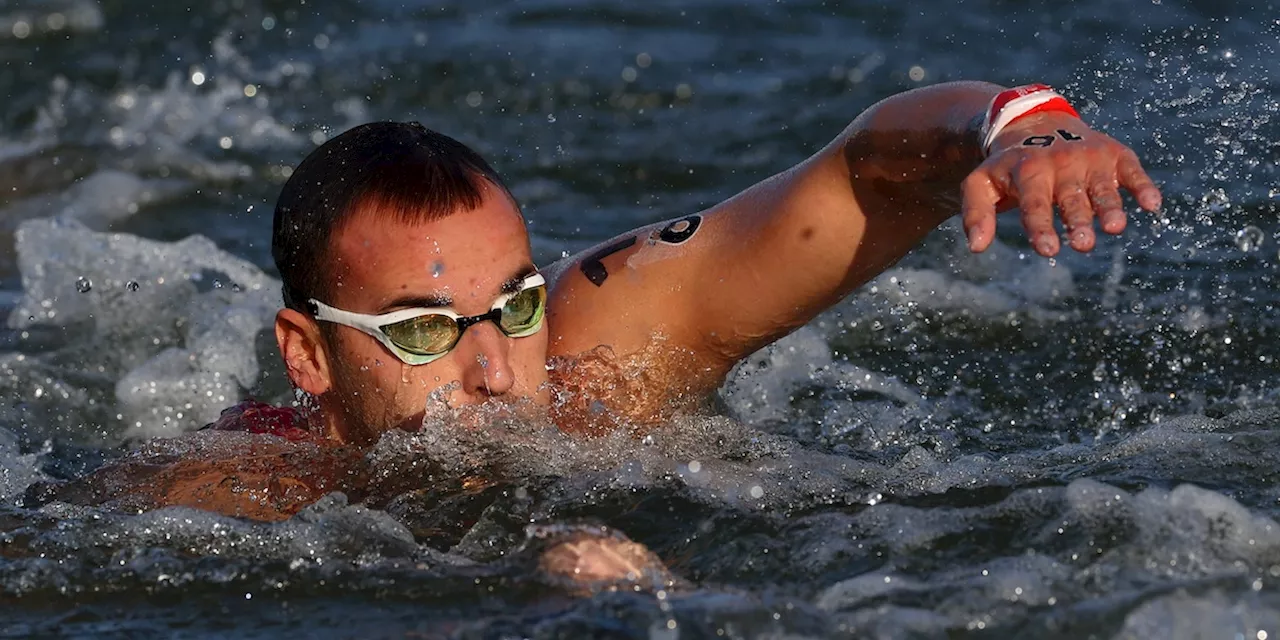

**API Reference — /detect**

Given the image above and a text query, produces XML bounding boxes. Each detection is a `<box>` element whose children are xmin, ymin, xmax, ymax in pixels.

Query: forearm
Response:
<box><xmin>756</xmin><ymin>81</ymin><xmax>1006</xmax><ymax>295</ymax></box>
<box><xmin>726</xmin><ymin>82</ymin><xmax>1003</xmax><ymax>286</ymax></box>
<box><xmin>838</xmin><ymin>81</ymin><xmax>998</xmax><ymax>193</ymax></box>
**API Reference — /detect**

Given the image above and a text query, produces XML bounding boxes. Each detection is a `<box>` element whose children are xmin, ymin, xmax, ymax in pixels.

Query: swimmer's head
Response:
<box><xmin>271</xmin><ymin>122</ymin><xmax>551</xmax><ymax>445</ymax></box>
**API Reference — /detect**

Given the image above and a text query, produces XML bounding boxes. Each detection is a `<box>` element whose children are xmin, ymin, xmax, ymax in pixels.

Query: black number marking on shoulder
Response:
<box><xmin>657</xmin><ymin>215</ymin><xmax>702</xmax><ymax>245</ymax></box>
<box><xmin>1057</xmin><ymin>129</ymin><xmax>1083</xmax><ymax>141</ymax></box>
<box><xmin>580</xmin><ymin>235</ymin><xmax>638</xmax><ymax>287</ymax></box>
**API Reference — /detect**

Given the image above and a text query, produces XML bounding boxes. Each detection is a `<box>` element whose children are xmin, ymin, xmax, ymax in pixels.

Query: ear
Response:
<box><xmin>275</xmin><ymin>308</ymin><xmax>333</xmax><ymax>396</ymax></box>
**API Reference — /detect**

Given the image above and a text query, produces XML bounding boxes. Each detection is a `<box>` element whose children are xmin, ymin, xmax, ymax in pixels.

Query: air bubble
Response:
<box><xmin>1235</xmin><ymin>226</ymin><xmax>1264</xmax><ymax>252</ymax></box>
<box><xmin>75</xmin><ymin>277</ymin><xmax>92</xmax><ymax>293</ymax></box>
<box><xmin>126</xmin><ymin>280</ymin><xmax>140</xmax><ymax>292</ymax></box>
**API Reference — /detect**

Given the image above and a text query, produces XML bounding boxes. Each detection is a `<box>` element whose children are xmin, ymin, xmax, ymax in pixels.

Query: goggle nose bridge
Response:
<box><xmin>454</xmin><ymin>308</ymin><xmax>504</xmax><ymax>333</ymax></box>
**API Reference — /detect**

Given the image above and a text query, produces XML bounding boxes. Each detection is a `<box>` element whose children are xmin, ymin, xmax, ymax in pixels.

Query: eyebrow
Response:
<box><xmin>379</xmin><ymin>264</ymin><xmax>538</xmax><ymax>313</ymax></box>
<box><xmin>500</xmin><ymin>264</ymin><xmax>540</xmax><ymax>294</ymax></box>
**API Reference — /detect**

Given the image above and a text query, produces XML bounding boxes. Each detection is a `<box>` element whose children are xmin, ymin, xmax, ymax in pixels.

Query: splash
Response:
<box><xmin>5</xmin><ymin>218</ymin><xmax>283</xmax><ymax>443</ymax></box>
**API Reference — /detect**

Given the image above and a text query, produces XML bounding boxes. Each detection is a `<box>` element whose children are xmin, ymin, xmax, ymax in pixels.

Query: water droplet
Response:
<box><xmin>546</xmin><ymin>113</ymin><xmax>557</xmax><ymax>123</ymax></box>
<box><xmin>75</xmin><ymin>277</ymin><xmax>92</xmax><ymax>293</ymax></box>
<box><xmin>125</xmin><ymin>280</ymin><xmax>140</xmax><ymax>292</ymax></box>
<box><xmin>1236</xmin><ymin>226</ymin><xmax>1264</xmax><ymax>252</ymax></box>
<box><xmin>431</xmin><ymin>261</ymin><xmax>445</xmax><ymax>278</ymax></box>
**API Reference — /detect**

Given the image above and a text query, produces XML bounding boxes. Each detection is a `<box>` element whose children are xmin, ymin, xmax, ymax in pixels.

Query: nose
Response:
<box><xmin>455</xmin><ymin>321</ymin><xmax>516</xmax><ymax>398</ymax></box>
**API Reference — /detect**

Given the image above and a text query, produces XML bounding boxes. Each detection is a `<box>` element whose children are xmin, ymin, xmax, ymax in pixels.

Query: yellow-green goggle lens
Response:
<box><xmin>380</xmin><ymin>314</ymin><xmax>461</xmax><ymax>356</ymax></box>
<box><xmin>499</xmin><ymin>285</ymin><xmax>546</xmax><ymax>336</ymax></box>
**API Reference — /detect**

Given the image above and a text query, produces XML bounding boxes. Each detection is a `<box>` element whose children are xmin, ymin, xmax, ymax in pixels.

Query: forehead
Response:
<box><xmin>327</xmin><ymin>188</ymin><xmax>532</xmax><ymax>308</ymax></box>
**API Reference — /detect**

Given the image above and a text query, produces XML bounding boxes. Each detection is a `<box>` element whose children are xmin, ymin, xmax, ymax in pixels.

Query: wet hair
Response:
<box><xmin>272</xmin><ymin>121</ymin><xmax>510</xmax><ymax>311</ymax></box>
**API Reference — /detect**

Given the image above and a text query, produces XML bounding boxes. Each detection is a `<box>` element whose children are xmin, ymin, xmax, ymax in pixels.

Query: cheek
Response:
<box><xmin>332</xmin><ymin>332</ymin><xmax>412</xmax><ymax>390</ymax></box>
<box><xmin>513</xmin><ymin>332</ymin><xmax>551</xmax><ymax>377</ymax></box>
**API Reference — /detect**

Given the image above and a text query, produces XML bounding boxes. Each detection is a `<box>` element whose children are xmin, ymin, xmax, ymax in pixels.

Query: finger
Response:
<box><xmin>1056</xmin><ymin>180</ymin><xmax>1096</xmax><ymax>252</ymax></box>
<box><xmin>1087</xmin><ymin>175</ymin><xmax>1127</xmax><ymax>235</ymax></box>
<box><xmin>1117</xmin><ymin>150</ymin><xmax>1163</xmax><ymax>212</ymax></box>
<box><xmin>1013</xmin><ymin>160</ymin><xmax>1059</xmax><ymax>256</ymax></box>
<box><xmin>961</xmin><ymin>170</ymin><xmax>1002</xmax><ymax>253</ymax></box>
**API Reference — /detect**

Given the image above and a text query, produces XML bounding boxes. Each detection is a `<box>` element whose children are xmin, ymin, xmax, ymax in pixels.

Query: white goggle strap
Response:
<box><xmin>307</xmin><ymin>272</ymin><xmax>546</xmax><ymax>334</ymax></box>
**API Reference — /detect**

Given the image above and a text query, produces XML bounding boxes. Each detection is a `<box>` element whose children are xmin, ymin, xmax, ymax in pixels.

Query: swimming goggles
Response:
<box><xmin>307</xmin><ymin>273</ymin><xmax>546</xmax><ymax>365</ymax></box>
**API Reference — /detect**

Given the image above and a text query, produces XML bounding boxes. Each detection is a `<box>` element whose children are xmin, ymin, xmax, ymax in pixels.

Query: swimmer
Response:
<box><xmin>39</xmin><ymin>82</ymin><xmax>1161</xmax><ymax>586</ymax></box>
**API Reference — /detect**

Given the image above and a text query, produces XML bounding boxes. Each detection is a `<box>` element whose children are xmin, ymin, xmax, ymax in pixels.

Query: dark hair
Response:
<box><xmin>272</xmin><ymin>121</ymin><xmax>510</xmax><ymax>311</ymax></box>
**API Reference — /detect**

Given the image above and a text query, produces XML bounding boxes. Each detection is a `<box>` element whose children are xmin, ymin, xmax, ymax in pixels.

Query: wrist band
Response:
<box><xmin>980</xmin><ymin>84</ymin><xmax>1081</xmax><ymax>156</ymax></box>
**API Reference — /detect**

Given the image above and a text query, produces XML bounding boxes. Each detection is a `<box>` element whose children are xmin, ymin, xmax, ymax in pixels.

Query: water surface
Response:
<box><xmin>1</xmin><ymin>0</ymin><xmax>1279</xmax><ymax>637</ymax></box>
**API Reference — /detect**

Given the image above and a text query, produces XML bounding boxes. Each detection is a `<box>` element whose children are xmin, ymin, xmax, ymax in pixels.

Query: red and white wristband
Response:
<box><xmin>979</xmin><ymin>84</ymin><xmax>1081</xmax><ymax>156</ymax></box>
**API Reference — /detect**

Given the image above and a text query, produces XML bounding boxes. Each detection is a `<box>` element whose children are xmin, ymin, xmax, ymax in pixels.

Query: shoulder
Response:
<box><xmin>538</xmin><ymin>215</ymin><xmax>737</xmax><ymax>430</ymax></box>
<box><xmin>542</xmin><ymin>214</ymin><xmax>714</xmax><ymax>359</ymax></box>
<box><xmin>30</xmin><ymin>430</ymin><xmax>364</xmax><ymax>521</ymax></box>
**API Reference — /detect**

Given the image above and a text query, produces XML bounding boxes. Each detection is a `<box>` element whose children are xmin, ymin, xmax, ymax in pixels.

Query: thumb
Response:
<box><xmin>961</xmin><ymin>168</ymin><xmax>1007</xmax><ymax>253</ymax></box>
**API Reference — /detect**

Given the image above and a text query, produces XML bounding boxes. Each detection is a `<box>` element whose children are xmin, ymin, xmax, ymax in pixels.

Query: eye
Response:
<box><xmin>499</xmin><ymin>285</ymin><xmax>546</xmax><ymax>336</ymax></box>
<box><xmin>381</xmin><ymin>314</ymin><xmax>460</xmax><ymax>355</ymax></box>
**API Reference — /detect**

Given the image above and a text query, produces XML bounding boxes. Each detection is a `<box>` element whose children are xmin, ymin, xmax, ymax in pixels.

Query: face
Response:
<box><xmin>303</xmin><ymin>184</ymin><xmax>550</xmax><ymax>443</ymax></box>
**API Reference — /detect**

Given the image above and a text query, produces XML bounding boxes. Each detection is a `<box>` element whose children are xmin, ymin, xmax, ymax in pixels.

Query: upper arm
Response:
<box><xmin>42</xmin><ymin>437</ymin><xmax>363</xmax><ymax>521</ymax></box>
<box><xmin>543</xmin><ymin>158</ymin><xmax>859</xmax><ymax>392</ymax></box>
<box><xmin>546</xmin><ymin>153</ymin><xmax>906</xmax><ymax>385</ymax></box>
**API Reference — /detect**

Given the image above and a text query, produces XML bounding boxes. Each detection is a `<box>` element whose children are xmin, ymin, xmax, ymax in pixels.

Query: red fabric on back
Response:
<box><xmin>203</xmin><ymin>400</ymin><xmax>315</xmax><ymax>442</ymax></box>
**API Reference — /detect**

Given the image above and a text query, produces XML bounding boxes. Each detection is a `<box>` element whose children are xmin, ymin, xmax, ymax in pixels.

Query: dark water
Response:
<box><xmin>1</xmin><ymin>0</ymin><xmax>1279</xmax><ymax>637</ymax></box>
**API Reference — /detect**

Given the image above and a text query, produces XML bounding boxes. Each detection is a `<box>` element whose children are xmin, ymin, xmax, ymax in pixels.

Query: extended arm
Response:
<box><xmin>546</xmin><ymin>81</ymin><xmax>1162</xmax><ymax>419</ymax></box>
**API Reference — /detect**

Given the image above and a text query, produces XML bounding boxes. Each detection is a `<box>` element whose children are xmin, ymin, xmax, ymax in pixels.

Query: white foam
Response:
<box><xmin>6</xmin><ymin>492</ymin><xmax>469</xmax><ymax>598</ymax></box>
<box><xmin>828</xmin><ymin>222</ymin><xmax>1080</xmax><ymax>343</ymax></box>
<box><xmin>9</xmin><ymin>218</ymin><xmax>282</xmax><ymax>441</ymax></box>
<box><xmin>0</xmin><ymin>170</ymin><xmax>190</xmax><ymax>241</ymax></box>
<box><xmin>1117</xmin><ymin>590</ymin><xmax>1280</xmax><ymax>640</ymax></box>
<box><xmin>0</xmin><ymin>426</ymin><xmax>45</xmax><ymax>505</ymax></box>
<box><xmin>720</xmin><ymin>325</ymin><xmax>924</xmax><ymax>427</ymax></box>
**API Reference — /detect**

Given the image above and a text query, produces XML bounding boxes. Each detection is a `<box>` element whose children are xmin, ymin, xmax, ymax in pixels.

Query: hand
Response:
<box><xmin>960</xmin><ymin>112</ymin><xmax>1163</xmax><ymax>256</ymax></box>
